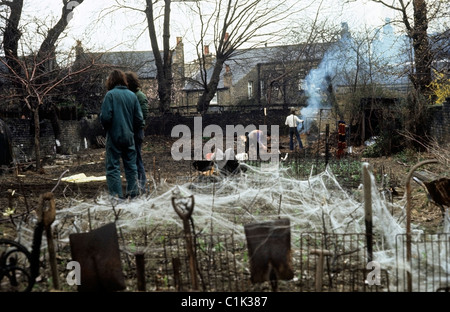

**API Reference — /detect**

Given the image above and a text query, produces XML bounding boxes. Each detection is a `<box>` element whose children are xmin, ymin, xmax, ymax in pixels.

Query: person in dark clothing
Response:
<box><xmin>244</xmin><ymin>132</ymin><xmax>250</xmax><ymax>156</ymax></box>
<box><xmin>0</xmin><ymin>119</ymin><xmax>13</xmax><ymax>168</ymax></box>
<box><xmin>100</xmin><ymin>69</ymin><xmax>144</xmax><ymax>199</ymax></box>
<box><xmin>125</xmin><ymin>71</ymin><xmax>149</xmax><ymax>194</ymax></box>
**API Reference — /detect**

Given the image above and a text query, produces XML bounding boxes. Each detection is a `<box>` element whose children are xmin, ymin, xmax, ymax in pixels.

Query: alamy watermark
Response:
<box><xmin>366</xmin><ymin>261</ymin><xmax>381</xmax><ymax>286</ymax></box>
<box><xmin>66</xmin><ymin>1</ymin><xmax>80</xmax><ymax>23</ymax></box>
<box><xmin>170</xmin><ymin>117</ymin><xmax>280</xmax><ymax>162</ymax></box>
<box><xmin>66</xmin><ymin>260</ymin><xmax>81</xmax><ymax>286</ymax></box>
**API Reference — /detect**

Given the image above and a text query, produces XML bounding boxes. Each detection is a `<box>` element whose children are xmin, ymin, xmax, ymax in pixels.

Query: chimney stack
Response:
<box><xmin>75</xmin><ymin>40</ymin><xmax>84</xmax><ymax>60</ymax></box>
<box><xmin>224</xmin><ymin>64</ymin><xmax>232</xmax><ymax>88</ymax></box>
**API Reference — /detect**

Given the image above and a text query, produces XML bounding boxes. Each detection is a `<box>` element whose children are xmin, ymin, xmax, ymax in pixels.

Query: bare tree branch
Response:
<box><xmin>191</xmin><ymin>0</ymin><xmax>314</xmax><ymax>113</ymax></box>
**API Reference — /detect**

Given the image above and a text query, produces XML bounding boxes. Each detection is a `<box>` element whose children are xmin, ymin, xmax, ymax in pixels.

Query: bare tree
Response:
<box><xmin>144</xmin><ymin>0</ymin><xmax>173</xmax><ymax>113</ymax></box>
<box><xmin>95</xmin><ymin>1</ymin><xmax>313</xmax><ymax>115</ymax></box>
<box><xmin>189</xmin><ymin>0</ymin><xmax>308</xmax><ymax>114</ymax></box>
<box><xmin>97</xmin><ymin>0</ymin><xmax>179</xmax><ymax>114</ymax></box>
<box><xmin>365</xmin><ymin>0</ymin><xmax>450</xmax><ymax>142</ymax></box>
<box><xmin>37</xmin><ymin>1</ymin><xmax>85</xmax><ymax>71</ymax></box>
<box><xmin>1</xmin><ymin>0</ymin><xmax>24</xmax><ymax>82</ymax></box>
<box><xmin>261</xmin><ymin>1</ymin><xmax>341</xmax><ymax>111</ymax></box>
<box><xmin>0</xmin><ymin>0</ymin><xmax>88</xmax><ymax>170</ymax></box>
<box><xmin>369</xmin><ymin>0</ymin><xmax>441</xmax><ymax>96</ymax></box>
<box><xmin>0</xmin><ymin>52</ymin><xmax>98</xmax><ymax>170</ymax></box>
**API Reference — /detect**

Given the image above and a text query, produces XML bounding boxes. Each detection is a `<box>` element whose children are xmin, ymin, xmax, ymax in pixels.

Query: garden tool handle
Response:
<box><xmin>172</xmin><ymin>195</ymin><xmax>195</xmax><ymax>221</ymax></box>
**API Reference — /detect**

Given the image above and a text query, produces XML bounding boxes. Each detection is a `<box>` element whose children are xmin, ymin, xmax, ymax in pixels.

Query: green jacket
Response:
<box><xmin>135</xmin><ymin>90</ymin><xmax>149</xmax><ymax>123</ymax></box>
<box><xmin>100</xmin><ymin>86</ymin><xmax>144</xmax><ymax>146</ymax></box>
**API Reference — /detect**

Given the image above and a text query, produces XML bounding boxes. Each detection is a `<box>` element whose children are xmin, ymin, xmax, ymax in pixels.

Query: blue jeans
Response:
<box><xmin>105</xmin><ymin>137</ymin><xmax>138</xmax><ymax>199</ymax></box>
<box><xmin>289</xmin><ymin>127</ymin><xmax>303</xmax><ymax>150</ymax></box>
<box><xmin>135</xmin><ymin>129</ymin><xmax>147</xmax><ymax>194</ymax></box>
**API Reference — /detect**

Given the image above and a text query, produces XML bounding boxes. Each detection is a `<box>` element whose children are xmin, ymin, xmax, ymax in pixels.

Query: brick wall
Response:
<box><xmin>5</xmin><ymin>116</ymin><xmax>104</xmax><ymax>161</ymax></box>
<box><xmin>147</xmin><ymin>102</ymin><xmax>450</xmax><ymax>146</ymax></box>
<box><xmin>145</xmin><ymin>109</ymin><xmax>292</xmax><ymax>137</ymax></box>
<box><xmin>7</xmin><ymin>119</ymin><xmax>55</xmax><ymax>161</ymax></box>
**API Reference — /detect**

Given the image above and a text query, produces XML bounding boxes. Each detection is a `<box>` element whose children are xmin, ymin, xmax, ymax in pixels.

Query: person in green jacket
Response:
<box><xmin>100</xmin><ymin>69</ymin><xmax>144</xmax><ymax>199</ymax></box>
<box><xmin>125</xmin><ymin>71</ymin><xmax>149</xmax><ymax>194</ymax></box>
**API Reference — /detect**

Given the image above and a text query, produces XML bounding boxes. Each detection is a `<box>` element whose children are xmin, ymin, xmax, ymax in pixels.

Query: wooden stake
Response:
<box><xmin>37</xmin><ymin>192</ymin><xmax>59</xmax><ymax>290</ymax></box>
<box><xmin>135</xmin><ymin>252</ymin><xmax>146</xmax><ymax>291</ymax></box>
<box><xmin>310</xmin><ymin>249</ymin><xmax>333</xmax><ymax>292</ymax></box>
<box><xmin>362</xmin><ymin>163</ymin><xmax>373</xmax><ymax>262</ymax></box>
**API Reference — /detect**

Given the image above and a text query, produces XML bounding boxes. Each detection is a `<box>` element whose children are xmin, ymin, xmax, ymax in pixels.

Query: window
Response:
<box><xmin>298</xmin><ymin>74</ymin><xmax>305</xmax><ymax>91</ymax></box>
<box><xmin>248</xmin><ymin>81</ymin><xmax>253</xmax><ymax>99</ymax></box>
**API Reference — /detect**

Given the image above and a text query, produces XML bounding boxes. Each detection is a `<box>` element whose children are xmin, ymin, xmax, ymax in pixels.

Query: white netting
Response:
<box><xmin>53</xmin><ymin>161</ymin><xmax>379</xmax><ymax>242</ymax></box>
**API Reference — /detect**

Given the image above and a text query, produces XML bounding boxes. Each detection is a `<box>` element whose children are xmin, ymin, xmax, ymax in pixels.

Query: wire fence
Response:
<box><xmin>120</xmin><ymin>231</ymin><xmax>449</xmax><ymax>292</ymax></box>
<box><xmin>394</xmin><ymin>233</ymin><xmax>450</xmax><ymax>292</ymax></box>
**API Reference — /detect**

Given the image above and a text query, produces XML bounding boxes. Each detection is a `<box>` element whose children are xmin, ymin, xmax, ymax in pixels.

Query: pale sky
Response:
<box><xmin>23</xmin><ymin>0</ymin><xmax>397</xmax><ymax>62</ymax></box>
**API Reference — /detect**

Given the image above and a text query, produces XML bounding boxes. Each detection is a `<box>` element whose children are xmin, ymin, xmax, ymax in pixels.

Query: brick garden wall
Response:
<box><xmin>4</xmin><ymin>116</ymin><xmax>104</xmax><ymax>161</ymax></box>
<box><xmin>2</xmin><ymin>98</ymin><xmax>449</xmax><ymax>162</ymax></box>
<box><xmin>145</xmin><ymin>109</ymin><xmax>292</xmax><ymax>137</ymax></box>
<box><xmin>7</xmin><ymin>118</ymin><xmax>57</xmax><ymax>161</ymax></box>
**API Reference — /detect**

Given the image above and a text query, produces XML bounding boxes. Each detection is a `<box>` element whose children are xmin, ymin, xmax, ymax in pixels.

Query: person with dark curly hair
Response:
<box><xmin>100</xmin><ymin>69</ymin><xmax>144</xmax><ymax>199</ymax></box>
<box><xmin>125</xmin><ymin>71</ymin><xmax>149</xmax><ymax>194</ymax></box>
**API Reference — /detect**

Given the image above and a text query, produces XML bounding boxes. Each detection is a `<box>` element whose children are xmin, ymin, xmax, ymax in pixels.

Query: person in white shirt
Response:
<box><xmin>285</xmin><ymin>107</ymin><xmax>304</xmax><ymax>151</ymax></box>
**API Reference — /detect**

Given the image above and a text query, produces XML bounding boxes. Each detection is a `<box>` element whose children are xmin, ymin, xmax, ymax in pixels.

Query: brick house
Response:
<box><xmin>72</xmin><ymin>38</ymin><xmax>185</xmax><ymax>116</ymax></box>
<box><xmin>178</xmin><ymin>42</ymin><xmax>332</xmax><ymax>115</ymax></box>
<box><xmin>74</xmin><ymin>38</ymin><xmax>331</xmax><ymax>116</ymax></box>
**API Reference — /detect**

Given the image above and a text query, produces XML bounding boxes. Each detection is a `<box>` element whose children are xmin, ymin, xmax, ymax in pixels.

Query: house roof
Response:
<box><xmin>183</xmin><ymin>43</ymin><xmax>331</xmax><ymax>91</ymax></box>
<box><xmin>78</xmin><ymin>50</ymin><xmax>166</xmax><ymax>79</ymax></box>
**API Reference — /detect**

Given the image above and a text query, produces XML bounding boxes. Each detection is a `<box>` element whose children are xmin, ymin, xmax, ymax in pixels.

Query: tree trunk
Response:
<box><xmin>37</xmin><ymin>0</ymin><xmax>84</xmax><ymax>65</ymax></box>
<box><xmin>3</xmin><ymin>0</ymin><xmax>24</xmax><ymax>86</ymax></box>
<box><xmin>35</xmin><ymin>1</ymin><xmax>85</xmax><ymax>155</ymax></box>
<box><xmin>373</xmin><ymin>0</ymin><xmax>432</xmax><ymax>97</ymax></box>
<box><xmin>145</xmin><ymin>0</ymin><xmax>173</xmax><ymax>113</ymax></box>
<box><xmin>196</xmin><ymin>57</ymin><xmax>225</xmax><ymax>114</ymax></box>
<box><xmin>33</xmin><ymin>107</ymin><xmax>41</xmax><ymax>170</ymax></box>
<box><xmin>412</xmin><ymin>0</ymin><xmax>432</xmax><ymax>95</ymax></box>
